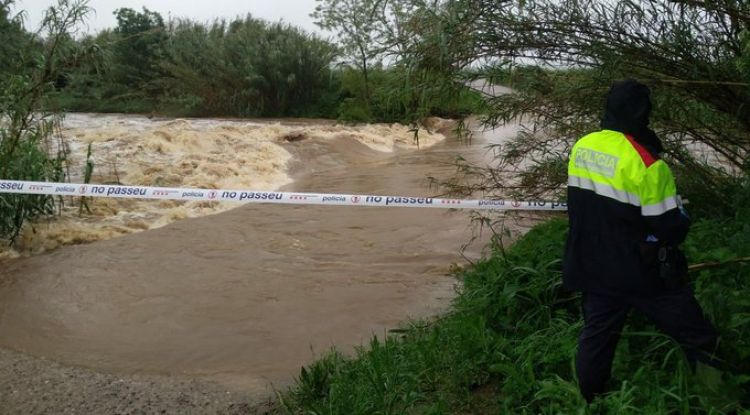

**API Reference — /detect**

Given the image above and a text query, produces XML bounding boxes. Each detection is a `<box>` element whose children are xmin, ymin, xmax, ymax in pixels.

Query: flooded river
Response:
<box><xmin>0</xmin><ymin>114</ymin><xmax>519</xmax><ymax>394</ymax></box>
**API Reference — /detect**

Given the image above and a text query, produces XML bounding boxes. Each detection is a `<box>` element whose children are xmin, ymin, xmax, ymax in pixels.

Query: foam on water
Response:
<box><xmin>1</xmin><ymin>114</ymin><xmax>446</xmax><ymax>256</ymax></box>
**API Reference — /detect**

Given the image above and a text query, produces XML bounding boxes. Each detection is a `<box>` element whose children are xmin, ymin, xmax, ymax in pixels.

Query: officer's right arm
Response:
<box><xmin>639</xmin><ymin>160</ymin><xmax>690</xmax><ymax>244</ymax></box>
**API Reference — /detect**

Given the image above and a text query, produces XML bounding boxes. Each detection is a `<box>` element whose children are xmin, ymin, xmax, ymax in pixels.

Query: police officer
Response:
<box><xmin>563</xmin><ymin>79</ymin><xmax>719</xmax><ymax>402</ymax></box>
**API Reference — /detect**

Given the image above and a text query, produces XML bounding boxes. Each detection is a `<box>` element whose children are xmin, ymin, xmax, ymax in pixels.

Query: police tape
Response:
<box><xmin>0</xmin><ymin>180</ymin><xmax>568</xmax><ymax>211</ymax></box>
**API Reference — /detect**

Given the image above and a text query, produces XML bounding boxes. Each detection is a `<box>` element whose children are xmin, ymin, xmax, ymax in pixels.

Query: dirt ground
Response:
<box><xmin>0</xmin><ymin>347</ymin><xmax>277</xmax><ymax>415</ymax></box>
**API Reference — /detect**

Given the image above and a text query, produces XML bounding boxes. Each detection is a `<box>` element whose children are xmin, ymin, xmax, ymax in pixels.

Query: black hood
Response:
<box><xmin>600</xmin><ymin>79</ymin><xmax>664</xmax><ymax>154</ymax></box>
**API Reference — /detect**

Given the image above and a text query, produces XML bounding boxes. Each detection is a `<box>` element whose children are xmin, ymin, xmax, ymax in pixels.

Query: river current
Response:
<box><xmin>0</xmin><ymin>113</ymin><xmax>519</xmax><ymax>393</ymax></box>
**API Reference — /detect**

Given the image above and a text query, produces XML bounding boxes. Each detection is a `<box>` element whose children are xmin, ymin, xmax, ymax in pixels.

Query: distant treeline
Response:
<box><xmin>0</xmin><ymin>5</ymin><xmax>480</xmax><ymax>121</ymax></box>
<box><xmin>57</xmin><ymin>10</ymin><xmax>342</xmax><ymax>118</ymax></box>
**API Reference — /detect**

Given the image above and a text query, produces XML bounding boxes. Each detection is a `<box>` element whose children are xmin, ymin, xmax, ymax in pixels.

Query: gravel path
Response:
<box><xmin>0</xmin><ymin>348</ymin><xmax>277</xmax><ymax>415</ymax></box>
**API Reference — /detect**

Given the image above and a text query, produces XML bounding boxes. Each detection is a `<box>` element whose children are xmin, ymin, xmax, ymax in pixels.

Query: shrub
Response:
<box><xmin>0</xmin><ymin>0</ymin><xmax>92</xmax><ymax>242</ymax></box>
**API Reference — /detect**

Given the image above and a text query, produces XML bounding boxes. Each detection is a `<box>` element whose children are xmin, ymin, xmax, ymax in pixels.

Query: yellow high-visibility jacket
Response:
<box><xmin>562</xmin><ymin>129</ymin><xmax>689</xmax><ymax>295</ymax></box>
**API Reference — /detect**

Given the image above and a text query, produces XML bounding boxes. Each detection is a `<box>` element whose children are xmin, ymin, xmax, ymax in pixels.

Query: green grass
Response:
<box><xmin>277</xmin><ymin>216</ymin><xmax>750</xmax><ymax>414</ymax></box>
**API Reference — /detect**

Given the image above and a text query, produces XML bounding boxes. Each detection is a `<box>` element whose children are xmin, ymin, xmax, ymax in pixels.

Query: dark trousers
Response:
<box><xmin>576</xmin><ymin>286</ymin><xmax>718</xmax><ymax>402</ymax></box>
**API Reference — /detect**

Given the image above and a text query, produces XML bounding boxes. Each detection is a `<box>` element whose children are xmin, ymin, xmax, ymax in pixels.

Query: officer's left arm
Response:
<box><xmin>640</xmin><ymin>160</ymin><xmax>690</xmax><ymax>245</ymax></box>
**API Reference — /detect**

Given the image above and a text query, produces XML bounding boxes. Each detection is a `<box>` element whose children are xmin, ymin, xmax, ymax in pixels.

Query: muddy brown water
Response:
<box><xmin>0</xmin><ymin>118</ymin><xmax>519</xmax><ymax>395</ymax></box>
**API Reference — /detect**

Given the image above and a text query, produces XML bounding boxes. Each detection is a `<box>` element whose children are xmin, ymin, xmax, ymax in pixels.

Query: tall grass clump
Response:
<box><xmin>279</xmin><ymin>215</ymin><xmax>750</xmax><ymax>414</ymax></box>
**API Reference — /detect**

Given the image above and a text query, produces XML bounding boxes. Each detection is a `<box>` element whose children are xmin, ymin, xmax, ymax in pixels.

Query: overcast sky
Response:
<box><xmin>15</xmin><ymin>0</ymin><xmax>325</xmax><ymax>35</ymax></box>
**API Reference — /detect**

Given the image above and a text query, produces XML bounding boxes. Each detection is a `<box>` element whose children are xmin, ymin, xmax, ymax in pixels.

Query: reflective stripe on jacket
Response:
<box><xmin>568</xmin><ymin>130</ymin><xmax>679</xmax><ymax>217</ymax></box>
<box><xmin>562</xmin><ymin>129</ymin><xmax>689</xmax><ymax>295</ymax></box>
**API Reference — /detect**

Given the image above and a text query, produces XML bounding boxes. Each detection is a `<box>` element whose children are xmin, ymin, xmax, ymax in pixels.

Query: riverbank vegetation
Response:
<box><xmin>279</xmin><ymin>210</ymin><xmax>750</xmax><ymax>413</ymax></box>
<box><xmin>46</xmin><ymin>3</ymin><xmax>481</xmax><ymax>122</ymax></box>
<box><xmin>3</xmin><ymin>0</ymin><xmax>482</xmax><ymax>124</ymax></box>
<box><xmin>0</xmin><ymin>0</ymin><xmax>93</xmax><ymax>241</ymax></box>
<box><xmin>393</xmin><ymin>0</ymin><xmax>749</xmax><ymax>213</ymax></box>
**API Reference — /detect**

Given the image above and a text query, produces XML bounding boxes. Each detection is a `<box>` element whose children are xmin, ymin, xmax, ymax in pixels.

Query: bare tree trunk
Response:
<box><xmin>360</xmin><ymin>47</ymin><xmax>370</xmax><ymax>110</ymax></box>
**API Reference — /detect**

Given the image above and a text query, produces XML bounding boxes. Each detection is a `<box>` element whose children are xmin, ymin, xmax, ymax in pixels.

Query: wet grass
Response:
<box><xmin>277</xmin><ymin>216</ymin><xmax>750</xmax><ymax>414</ymax></box>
